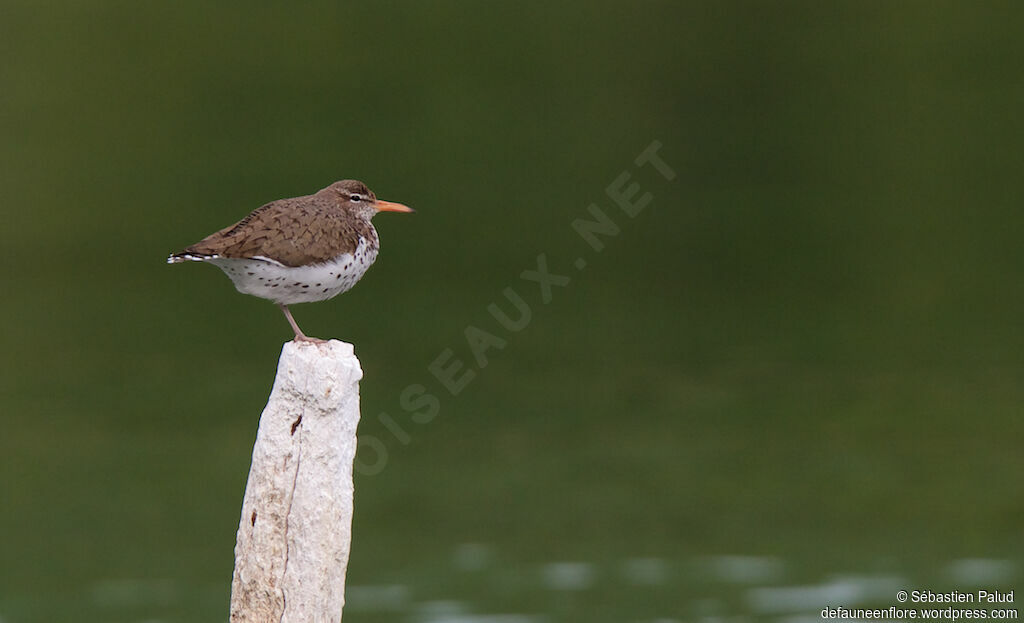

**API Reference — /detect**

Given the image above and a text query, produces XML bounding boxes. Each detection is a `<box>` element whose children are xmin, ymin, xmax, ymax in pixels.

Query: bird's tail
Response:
<box><xmin>167</xmin><ymin>252</ymin><xmax>216</xmax><ymax>264</ymax></box>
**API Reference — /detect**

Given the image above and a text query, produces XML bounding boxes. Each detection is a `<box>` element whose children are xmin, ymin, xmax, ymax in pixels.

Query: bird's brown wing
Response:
<box><xmin>172</xmin><ymin>197</ymin><xmax>369</xmax><ymax>267</ymax></box>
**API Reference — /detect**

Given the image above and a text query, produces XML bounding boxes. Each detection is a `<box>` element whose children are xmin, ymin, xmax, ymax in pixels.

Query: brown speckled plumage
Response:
<box><xmin>168</xmin><ymin>179</ymin><xmax>413</xmax><ymax>342</ymax></box>
<box><xmin>174</xmin><ymin>180</ymin><xmax>380</xmax><ymax>266</ymax></box>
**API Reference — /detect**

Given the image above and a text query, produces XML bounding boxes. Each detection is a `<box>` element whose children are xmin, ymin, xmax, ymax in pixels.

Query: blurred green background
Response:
<box><xmin>2</xmin><ymin>1</ymin><xmax>1022</xmax><ymax>621</ymax></box>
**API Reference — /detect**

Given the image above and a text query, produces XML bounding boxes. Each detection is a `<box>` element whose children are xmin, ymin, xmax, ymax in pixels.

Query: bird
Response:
<box><xmin>168</xmin><ymin>180</ymin><xmax>413</xmax><ymax>342</ymax></box>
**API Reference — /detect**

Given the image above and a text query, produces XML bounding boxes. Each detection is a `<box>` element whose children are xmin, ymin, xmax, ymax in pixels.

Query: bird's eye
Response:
<box><xmin>349</xmin><ymin>194</ymin><xmax>363</xmax><ymax>202</ymax></box>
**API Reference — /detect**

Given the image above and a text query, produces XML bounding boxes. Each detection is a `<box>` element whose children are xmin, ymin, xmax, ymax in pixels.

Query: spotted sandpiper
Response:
<box><xmin>168</xmin><ymin>180</ymin><xmax>413</xmax><ymax>342</ymax></box>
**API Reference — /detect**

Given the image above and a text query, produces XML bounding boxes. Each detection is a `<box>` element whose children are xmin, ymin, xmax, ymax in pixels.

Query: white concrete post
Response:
<box><xmin>230</xmin><ymin>340</ymin><xmax>363</xmax><ymax>623</ymax></box>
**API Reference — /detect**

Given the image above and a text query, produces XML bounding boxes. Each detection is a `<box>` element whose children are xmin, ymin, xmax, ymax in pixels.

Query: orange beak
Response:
<box><xmin>375</xmin><ymin>199</ymin><xmax>414</xmax><ymax>213</ymax></box>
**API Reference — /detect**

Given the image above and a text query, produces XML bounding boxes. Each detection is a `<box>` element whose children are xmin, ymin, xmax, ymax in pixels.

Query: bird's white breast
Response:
<box><xmin>206</xmin><ymin>237</ymin><xmax>379</xmax><ymax>305</ymax></box>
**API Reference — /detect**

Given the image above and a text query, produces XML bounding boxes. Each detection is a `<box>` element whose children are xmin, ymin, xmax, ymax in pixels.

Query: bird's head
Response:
<box><xmin>323</xmin><ymin>179</ymin><xmax>413</xmax><ymax>220</ymax></box>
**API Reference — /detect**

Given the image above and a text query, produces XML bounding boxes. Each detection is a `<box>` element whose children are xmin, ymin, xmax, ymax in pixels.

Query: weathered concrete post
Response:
<box><xmin>230</xmin><ymin>340</ymin><xmax>363</xmax><ymax>623</ymax></box>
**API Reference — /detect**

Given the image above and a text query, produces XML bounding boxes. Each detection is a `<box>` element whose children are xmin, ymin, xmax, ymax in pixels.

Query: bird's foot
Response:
<box><xmin>278</xmin><ymin>304</ymin><xmax>327</xmax><ymax>344</ymax></box>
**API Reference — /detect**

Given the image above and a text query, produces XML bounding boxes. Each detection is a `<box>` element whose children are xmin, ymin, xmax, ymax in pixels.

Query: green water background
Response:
<box><xmin>1</xmin><ymin>2</ymin><xmax>1022</xmax><ymax>621</ymax></box>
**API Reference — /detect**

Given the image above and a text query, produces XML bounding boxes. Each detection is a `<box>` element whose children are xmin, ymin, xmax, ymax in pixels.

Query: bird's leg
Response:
<box><xmin>278</xmin><ymin>303</ymin><xmax>326</xmax><ymax>344</ymax></box>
